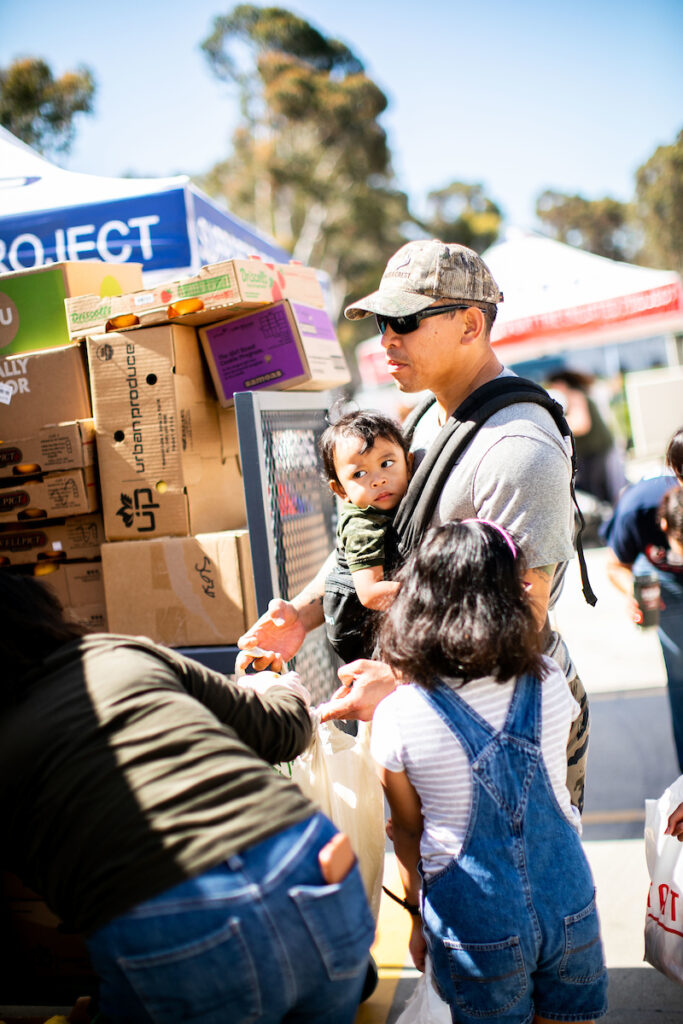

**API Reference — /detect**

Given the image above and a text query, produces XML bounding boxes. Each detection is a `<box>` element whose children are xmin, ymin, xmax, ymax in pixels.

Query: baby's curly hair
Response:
<box><xmin>376</xmin><ymin>520</ymin><xmax>547</xmax><ymax>687</ymax></box>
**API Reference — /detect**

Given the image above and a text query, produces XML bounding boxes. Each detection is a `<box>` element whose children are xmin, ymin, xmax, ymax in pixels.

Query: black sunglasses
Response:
<box><xmin>375</xmin><ymin>304</ymin><xmax>473</xmax><ymax>336</ymax></box>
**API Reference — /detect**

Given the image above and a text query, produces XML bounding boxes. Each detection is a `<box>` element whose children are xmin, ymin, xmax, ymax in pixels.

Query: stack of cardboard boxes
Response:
<box><xmin>0</xmin><ymin>261</ymin><xmax>142</xmax><ymax>629</ymax></box>
<box><xmin>2</xmin><ymin>254</ymin><xmax>350</xmax><ymax>648</ymax></box>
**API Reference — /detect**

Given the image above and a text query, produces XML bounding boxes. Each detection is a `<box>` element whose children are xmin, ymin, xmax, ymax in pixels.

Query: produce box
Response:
<box><xmin>2</xmin><ymin>559</ymin><xmax>107</xmax><ymax>631</ymax></box>
<box><xmin>66</xmin><ymin>257</ymin><xmax>325</xmax><ymax>337</ymax></box>
<box><xmin>87</xmin><ymin>324</ymin><xmax>246</xmax><ymax>540</ymax></box>
<box><xmin>0</xmin><ymin>343</ymin><xmax>92</xmax><ymax>437</ymax></box>
<box><xmin>0</xmin><ymin>465</ymin><xmax>98</xmax><ymax>522</ymax></box>
<box><xmin>101</xmin><ymin>530</ymin><xmax>257</xmax><ymax>646</ymax></box>
<box><xmin>199</xmin><ymin>300</ymin><xmax>350</xmax><ymax>406</ymax></box>
<box><xmin>0</xmin><ymin>260</ymin><xmax>142</xmax><ymax>356</ymax></box>
<box><xmin>0</xmin><ymin>419</ymin><xmax>95</xmax><ymax>479</ymax></box>
<box><xmin>0</xmin><ymin>512</ymin><xmax>104</xmax><ymax>566</ymax></box>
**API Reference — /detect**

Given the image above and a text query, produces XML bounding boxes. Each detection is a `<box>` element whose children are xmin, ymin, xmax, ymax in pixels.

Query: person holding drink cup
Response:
<box><xmin>603</xmin><ymin>426</ymin><xmax>683</xmax><ymax>769</ymax></box>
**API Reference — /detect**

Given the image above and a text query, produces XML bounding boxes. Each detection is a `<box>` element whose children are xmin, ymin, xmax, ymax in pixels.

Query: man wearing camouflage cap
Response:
<box><xmin>239</xmin><ymin>240</ymin><xmax>589</xmax><ymax>813</ymax></box>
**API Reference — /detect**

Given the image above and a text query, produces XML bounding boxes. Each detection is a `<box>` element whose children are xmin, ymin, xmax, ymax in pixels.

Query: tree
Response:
<box><xmin>634</xmin><ymin>129</ymin><xmax>683</xmax><ymax>276</ymax></box>
<box><xmin>535</xmin><ymin>189</ymin><xmax>637</xmax><ymax>262</ymax></box>
<box><xmin>0</xmin><ymin>57</ymin><xmax>95</xmax><ymax>155</ymax></box>
<box><xmin>199</xmin><ymin>5</ymin><xmax>411</xmax><ymax>333</ymax></box>
<box><xmin>419</xmin><ymin>181</ymin><xmax>502</xmax><ymax>254</ymax></box>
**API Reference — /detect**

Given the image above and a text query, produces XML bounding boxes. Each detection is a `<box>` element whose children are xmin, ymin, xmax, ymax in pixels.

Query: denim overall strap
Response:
<box><xmin>418</xmin><ymin>676</ymin><xmax>542</xmax><ymax>825</ymax></box>
<box><xmin>417</xmin><ymin>677</ymin><xmax>607</xmax><ymax>1023</ymax></box>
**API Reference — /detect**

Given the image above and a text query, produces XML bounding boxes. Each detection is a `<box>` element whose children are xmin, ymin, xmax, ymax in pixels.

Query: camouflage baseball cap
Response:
<box><xmin>344</xmin><ymin>239</ymin><xmax>503</xmax><ymax>320</ymax></box>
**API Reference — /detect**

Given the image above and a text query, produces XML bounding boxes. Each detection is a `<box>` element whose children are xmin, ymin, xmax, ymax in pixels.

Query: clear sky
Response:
<box><xmin>1</xmin><ymin>0</ymin><xmax>681</xmax><ymax>230</ymax></box>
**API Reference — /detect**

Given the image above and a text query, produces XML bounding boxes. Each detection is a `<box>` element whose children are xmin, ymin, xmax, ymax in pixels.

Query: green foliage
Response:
<box><xmin>635</xmin><ymin>129</ymin><xmax>683</xmax><ymax>276</ymax></box>
<box><xmin>535</xmin><ymin>189</ymin><xmax>637</xmax><ymax>262</ymax></box>
<box><xmin>420</xmin><ymin>181</ymin><xmax>503</xmax><ymax>254</ymax></box>
<box><xmin>0</xmin><ymin>57</ymin><xmax>95</xmax><ymax>155</ymax></box>
<box><xmin>199</xmin><ymin>5</ymin><xmax>410</xmax><ymax>334</ymax></box>
<box><xmin>534</xmin><ymin>128</ymin><xmax>683</xmax><ymax>275</ymax></box>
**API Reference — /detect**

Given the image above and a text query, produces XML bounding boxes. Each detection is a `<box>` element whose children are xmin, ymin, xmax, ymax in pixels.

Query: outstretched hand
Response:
<box><xmin>237</xmin><ymin>599</ymin><xmax>306</xmax><ymax>674</ymax></box>
<box><xmin>317</xmin><ymin>659</ymin><xmax>398</xmax><ymax>722</ymax></box>
<box><xmin>665</xmin><ymin>801</ymin><xmax>683</xmax><ymax>841</ymax></box>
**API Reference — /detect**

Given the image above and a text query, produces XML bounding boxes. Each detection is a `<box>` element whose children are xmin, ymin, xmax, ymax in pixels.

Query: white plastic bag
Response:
<box><xmin>289</xmin><ymin>719</ymin><xmax>385</xmax><ymax>920</ymax></box>
<box><xmin>644</xmin><ymin>773</ymin><xmax>683</xmax><ymax>984</ymax></box>
<box><xmin>394</xmin><ymin>956</ymin><xmax>451</xmax><ymax>1024</ymax></box>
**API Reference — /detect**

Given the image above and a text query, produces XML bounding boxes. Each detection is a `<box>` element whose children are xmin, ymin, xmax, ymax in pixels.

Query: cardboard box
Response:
<box><xmin>102</xmin><ymin>531</ymin><xmax>257</xmax><ymax>646</ymax></box>
<box><xmin>0</xmin><ymin>260</ymin><xmax>142</xmax><ymax>357</ymax></box>
<box><xmin>66</xmin><ymin>258</ymin><xmax>325</xmax><ymax>337</ymax></box>
<box><xmin>36</xmin><ymin>559</ymin><xmax>104</xmax><ymax>608</ymax></box>
<box><xmin>2</xmin><ymin>559</ymin><xmax>107</xmax><ymax>631</ymax></box>
<box><xmin>0</xmin><ymin>419</ymin><xmax>95</xmax><ymax>479</ymax></box>
<box><xmin>0</xmin><ymin>343</ymin><xmax>92</xmax><ymax>437</ymax></box>
<box><xmin>0</xmin><ymin>512</ymin><xmax>104</xmax><ymax>565</ymax></box>
<box><xmin>87</xmin><ymin>325</ymin><xmax>246</xmax><ymax>540</ymax></box>
<box><xmin>0</xmin><ymin>465</ymin><xmax>98</xmax><ymax>522</ymax></box>
<box><xmin>199</xmin><ymin>300</ymin><xmax>350</xmax><ymax>406</ymax></box>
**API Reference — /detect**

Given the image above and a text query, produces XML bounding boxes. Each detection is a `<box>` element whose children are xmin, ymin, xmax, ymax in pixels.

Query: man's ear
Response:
<box><xmin>461</xmin><ymin>306</ymin><xmax>486</xmax><ymax>344</ymax></box>
<box><xmin>407</xmin><ymin>451</ymin><xmax>414</xmax><ymax>476</ymax></box>
<box><xmin>330</xmin><ymin>479</ymin><xmax>347</xmax><ymax>500</ymax></box>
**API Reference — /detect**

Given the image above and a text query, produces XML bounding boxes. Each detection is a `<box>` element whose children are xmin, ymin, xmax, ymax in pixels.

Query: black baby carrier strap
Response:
<box><xmin>393</xmin><ymin>375</ymin><xmax>596</xmax><ymax>611</ymax></box>
<box><xmin>323</xmin><ymin>375</ymin><xmax>596</xmax><ymax>666</ymax></box>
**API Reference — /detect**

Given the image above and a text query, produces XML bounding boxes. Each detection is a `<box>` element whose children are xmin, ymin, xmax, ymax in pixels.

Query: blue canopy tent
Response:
<box><xmin>0</xmin><ymin>126</ymin><xmax>290</xmax><ymax>283</ymax></box>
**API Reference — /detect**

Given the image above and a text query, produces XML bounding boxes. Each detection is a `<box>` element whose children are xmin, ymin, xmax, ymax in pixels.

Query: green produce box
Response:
<box><xmin>0</xmin><ymin>260</ymin><xmax>142</xmax><ymax>357</ymax></box>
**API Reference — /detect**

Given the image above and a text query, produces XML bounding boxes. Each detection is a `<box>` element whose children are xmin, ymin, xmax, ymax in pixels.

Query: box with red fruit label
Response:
<box><xmin>66</xmin><ymin>258</ymin><xmax>325</xmax><ymax>337</ymax></box>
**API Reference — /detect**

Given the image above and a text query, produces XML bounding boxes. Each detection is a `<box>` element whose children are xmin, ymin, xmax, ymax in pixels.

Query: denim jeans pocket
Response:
<box><xmin>289</xmin><ymin>864</ymin><xmax>375</xmax><ymax>981</ymax></box>
<box><xmin>118</xmin><ymin>915</ymin><xmax>261</xmax><ymax>1024</ymax></box>
<box><xmin>559</xmin><ymin>893</ymin><xmax>606</xmax><ymax>984</ymax></box>
<box><xmin>442</xmin><ymin>935</ymin><xmax>527</xmax><ymax>1018</ymax></box>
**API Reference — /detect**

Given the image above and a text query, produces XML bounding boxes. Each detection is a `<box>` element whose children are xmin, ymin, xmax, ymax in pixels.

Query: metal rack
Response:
<box><xmin>178</xmin><ymin>391</ymin><xmax>340</xmax><ymax>704</ymax></box>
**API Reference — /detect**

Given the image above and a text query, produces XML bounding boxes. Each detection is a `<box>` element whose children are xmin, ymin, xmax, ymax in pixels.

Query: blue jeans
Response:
<box><xmin>634</xmin><ymin>555</ymin><xmax>683</xmax><ymax>771</ymax></box>
<box><xmin>86</xmin><ymin>813</ymin><xmax>375</xmax><ymax>1024</ymax></box>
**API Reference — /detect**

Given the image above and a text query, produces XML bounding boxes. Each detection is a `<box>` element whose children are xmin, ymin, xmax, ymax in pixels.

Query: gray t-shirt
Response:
<box><xmin>410</xmin><ymin>370</ymin><xmax>577</xmax><ymax>678</ymax></box>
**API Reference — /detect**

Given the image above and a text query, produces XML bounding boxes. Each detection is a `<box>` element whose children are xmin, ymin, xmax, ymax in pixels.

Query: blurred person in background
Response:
<box><xmin>0</xmin><ymin>573</ymin><xmax>374</xmax><ymax>1024</ymax></box>
<box><xmin>546</xmin><ymin>369</ymin><xmax>626</xmax><ymax>506</ymax></box>
<box><xmin>602</xmin><ymin>427</ymin><xmax>683</xmax><ymax>770</ymax></box>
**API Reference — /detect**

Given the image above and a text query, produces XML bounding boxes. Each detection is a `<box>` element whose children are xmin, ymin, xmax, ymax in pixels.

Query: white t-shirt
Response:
<box><xmin>371</xmin><ymin>657</ymin><xmax>581</xmax><ymax>877</ymax></box>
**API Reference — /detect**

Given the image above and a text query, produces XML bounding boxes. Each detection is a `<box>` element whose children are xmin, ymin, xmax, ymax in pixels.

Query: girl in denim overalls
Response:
<box><xmin>371</xmin><ymin>520</ymin><xmax>607</xmax><ymax>1024</ymax></box>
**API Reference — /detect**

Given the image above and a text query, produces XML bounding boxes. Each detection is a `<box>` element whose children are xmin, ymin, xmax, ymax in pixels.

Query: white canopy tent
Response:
<box><xmin>0</xmin><ymin>126</ymin><xmax>291</xmax><ymax>283</ymax></box>
<box><xmin>482</xmin><ymin>229</ymin><xmax>683</xmax><ymax>365</ymax></box>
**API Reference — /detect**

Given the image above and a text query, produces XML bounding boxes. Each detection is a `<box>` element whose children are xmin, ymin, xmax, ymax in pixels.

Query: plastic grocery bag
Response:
<box><xmin>289</xmin><ymin>718</ymin><xmax>385</xmax><ymax>920</ymax></box>
<box><xmin>644</xmin><ymin>774</ymin><xmax>683</xmax><ymax>984</ymax></box>
<box><xmin>394</xmin><ymin>956</ymin><xmax>451</xmax><ymax>1024</ymax></box>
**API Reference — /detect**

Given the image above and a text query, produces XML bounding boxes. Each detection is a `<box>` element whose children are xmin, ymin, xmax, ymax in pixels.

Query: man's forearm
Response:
<box><xmin>290</xmin><ymin>550</ymin><xmax>335</xmax><ymax>632</ymax></box>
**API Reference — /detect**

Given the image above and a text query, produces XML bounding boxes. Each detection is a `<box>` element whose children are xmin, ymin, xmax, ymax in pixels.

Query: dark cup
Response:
<box><xmin>634</xmin><ymin>573</ymin><xmax>661</xmax><ymax>629</ymax></box>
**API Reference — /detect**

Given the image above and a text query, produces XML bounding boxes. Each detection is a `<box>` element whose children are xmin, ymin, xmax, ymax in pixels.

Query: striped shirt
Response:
<box><xmin>371</xmin><ymin>657</ymin><xmax>580</xmax><ymax>877</ymax></box>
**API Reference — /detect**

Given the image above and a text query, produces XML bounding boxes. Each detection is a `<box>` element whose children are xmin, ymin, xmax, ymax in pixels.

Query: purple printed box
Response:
<box><xmin>198</xmin><ymin>300</ymin><xmax>350</xmax><ymax>407</ymax></box>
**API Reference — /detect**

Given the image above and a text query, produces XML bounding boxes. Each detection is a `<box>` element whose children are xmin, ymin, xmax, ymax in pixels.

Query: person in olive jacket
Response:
<box><xmin>0</xmin><ymin>573</ymin><xmax>374</xmax><ymax>1024</ymax></box>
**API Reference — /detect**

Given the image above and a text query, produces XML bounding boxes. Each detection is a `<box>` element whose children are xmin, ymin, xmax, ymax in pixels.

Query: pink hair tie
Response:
<box><xmin>460</xmin><ymin>518</ymin><xmax>518</xmax><ymax>559</ymax></box>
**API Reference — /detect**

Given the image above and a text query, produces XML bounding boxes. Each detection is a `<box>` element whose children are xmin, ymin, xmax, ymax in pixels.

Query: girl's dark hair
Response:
<box><xmin>318</xmin><ymin>409</ymin><xmax>409</xmax><ymax>486</ymax></box>
<box><xmin>0</xmin><ymin>572</ymin><xmax>87</xmax><ymax>700</ymax></box>
<box><xmin>666</xmin><ymin>427</ymin><xmax>683</xmax><ymax>480</ymax></box>
<box><xmin>376</xmin><ymin>520</ymin><xmax>546</xmax><ymax>687</ymax></box>
<box><xmin>658</xmin><ymin>486</ymin><xmax>683</xmax><ymax>545</ymax></box>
